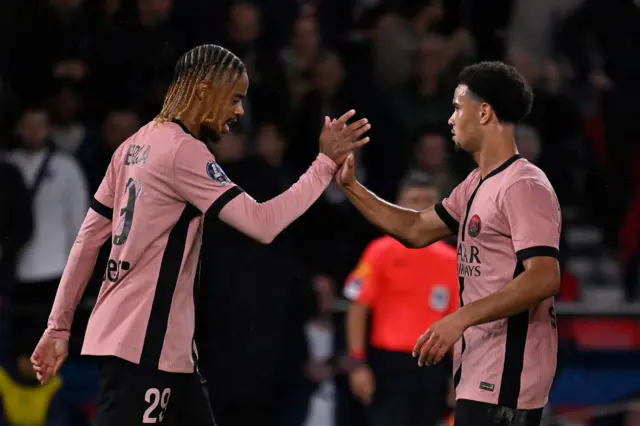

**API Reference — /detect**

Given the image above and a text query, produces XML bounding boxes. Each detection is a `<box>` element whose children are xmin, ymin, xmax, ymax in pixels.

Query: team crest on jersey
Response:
<box><xmin>206</xmin><ymin>161</ymin><xmax>231</xmax><ymax>185</ymax></box>
<box><xmin>468</xmin><ymin>214</ymin><xmax>481</xmax><ymax>238</ymax></box>
<box><xmin>429</xmin><ymin>285</ymin><xmax>449</xmax><ymax>312</ymax></box>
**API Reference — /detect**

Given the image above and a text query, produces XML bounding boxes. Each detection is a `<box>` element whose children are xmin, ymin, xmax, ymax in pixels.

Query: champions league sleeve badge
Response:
<box><xmin>206</xmin><ymin>160</ymin><xmax>231</xmax><ymax>186</ymax></box>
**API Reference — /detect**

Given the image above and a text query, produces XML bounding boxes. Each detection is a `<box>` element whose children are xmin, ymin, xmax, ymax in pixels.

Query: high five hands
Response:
<box><xmin>319</xmin><ymin>110</ymin><xmax>370</xmax><ymax>167</ymax></box>
<box><xmin>323</xmin><ymin>113</ymin><xmax>365</xmax><ymax>188</ymax></box>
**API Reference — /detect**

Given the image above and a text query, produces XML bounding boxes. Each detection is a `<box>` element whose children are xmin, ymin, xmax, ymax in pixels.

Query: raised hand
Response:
<box><xmin>318</xmin><ymin>110</ymin><xmax>370</xmax><ymax>166</ymax></box>
<box><xmin>31</xmin><ymin>335</ymin><xmax>68</xmax><ymax>385</ymax></box>
<box><xmin>336</xmin><ymin>152</ymin><xmax>357</xmax><ymax>189</ymax></box>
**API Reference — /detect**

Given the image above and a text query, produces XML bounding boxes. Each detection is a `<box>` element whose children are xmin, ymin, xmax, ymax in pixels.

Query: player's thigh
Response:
<box><xmin>175</xmin><ymin>374</ymin><xmax>217</xmax><ymax>426</ymax></box>
<box><xmin>454</xmin><ymin>399</ymin><xmax>543</xmax><ymax>426</ymax></box>
<box><xmin>94</xmin><ymin>356</ymin><xmax>177</xmax><ymax>426</ymax></box>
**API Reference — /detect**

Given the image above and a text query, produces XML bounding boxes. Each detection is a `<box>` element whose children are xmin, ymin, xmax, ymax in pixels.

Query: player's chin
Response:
<box><xmin>201</xmin><ymin>126</ymin><xmax>222</xmax><ymax>144</ymax></box>
<box><xmin>452</xmin><ymin>136</ymin><xmax>471</xmax><ymax>152</ymax></box>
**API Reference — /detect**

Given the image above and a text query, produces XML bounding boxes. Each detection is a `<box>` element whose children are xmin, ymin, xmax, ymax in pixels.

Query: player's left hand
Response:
<box><xmin>413</xmin><ymin>313</ymin><xmax>466</xmax><ymax>366</ymax></box>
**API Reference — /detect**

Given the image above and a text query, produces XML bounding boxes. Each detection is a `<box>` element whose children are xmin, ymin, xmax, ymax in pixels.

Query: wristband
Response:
<box><xmin>350</xmin><ymin>348</ymin><xmax>366</xmax><ymax>361</ymax></box>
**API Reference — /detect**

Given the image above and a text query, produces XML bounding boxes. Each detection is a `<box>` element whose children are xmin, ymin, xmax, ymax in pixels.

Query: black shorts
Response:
<box><xmin>454</xmin><ymin>399</ymin><xmax>543</xmax><ymax>426</ymax></box>
<box><xmin>95</xmin><ymin>356</ymin><xmax>216</xmax><ymax>426</ymax></box>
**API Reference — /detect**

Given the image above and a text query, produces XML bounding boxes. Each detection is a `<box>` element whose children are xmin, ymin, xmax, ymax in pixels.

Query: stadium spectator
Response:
<box><xmin>7</xmin><ymin>108</ymin><xmax>88</xmax><ymax>350</ymax></box>
<box><xmin>409</xmin><ymin>128</ymin><xmax>456</xmax><ymax>195</ymax></box>
<box><xmin>0</xmin><ymin>156</ymin><xmax>32</xmax><ymax>291</ymax></box>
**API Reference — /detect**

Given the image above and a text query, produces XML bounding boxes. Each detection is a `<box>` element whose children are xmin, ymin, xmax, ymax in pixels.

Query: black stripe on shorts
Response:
<box><xmin>140</xmin><ymin>202</ymin><xmax>200</xmax><ymax>368</ymax></box>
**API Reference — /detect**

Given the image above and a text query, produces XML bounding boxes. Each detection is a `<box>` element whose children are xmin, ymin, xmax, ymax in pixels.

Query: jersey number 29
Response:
<box><xmin>143</xmin><ymin>387</ymin><xmax>171</xmax><ymax>423</ymax></box>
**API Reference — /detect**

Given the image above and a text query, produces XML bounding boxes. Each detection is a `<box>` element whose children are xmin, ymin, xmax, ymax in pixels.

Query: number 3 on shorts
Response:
<box><xmin>143</xmin><ymin>388</ymin><xmax>171</xmax><ymax>423</ymax></box>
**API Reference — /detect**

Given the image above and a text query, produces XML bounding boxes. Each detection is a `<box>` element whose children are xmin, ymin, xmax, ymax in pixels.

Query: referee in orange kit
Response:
<box><xmin>344</xmin><ymin>173</ymin><xmax>458</xmax><ymax>426</ymax></box>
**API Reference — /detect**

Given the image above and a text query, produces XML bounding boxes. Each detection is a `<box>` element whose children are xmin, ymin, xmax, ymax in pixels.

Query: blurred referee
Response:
<box><xmin>343</xmin><ymin>173</ymin><xmax>458</xmax><ymax>426</ymax></box>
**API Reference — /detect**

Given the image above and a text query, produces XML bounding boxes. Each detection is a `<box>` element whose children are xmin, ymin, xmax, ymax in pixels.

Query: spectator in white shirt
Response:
<box><xmin>8</xmin><ymin>107</ymin><xmax>88</xmax><ymax>345</ymax></box>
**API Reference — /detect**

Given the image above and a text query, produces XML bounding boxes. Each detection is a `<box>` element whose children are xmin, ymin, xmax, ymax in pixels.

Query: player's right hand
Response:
<box><xmin>318</xmin><ymin>109</ymin><xmax>370</xmax><ymax>166</ymax></box>
<box><xmin>31</xmin><ymin>335</ymin><xmax>68</xmax><ymax>385</ymax></box>
<box><xmin>336</xmin><ymin>152</ymin><xmax>357</xmax><ymax>189</ymax></box>
<box><xmin>349</xmin><ymin>364</ymin><xmax>375</xmax><ymax>405</ymax></box>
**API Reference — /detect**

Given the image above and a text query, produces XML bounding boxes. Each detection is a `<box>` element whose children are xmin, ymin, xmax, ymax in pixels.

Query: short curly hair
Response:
<box><xmin>458</xmin><ymin>61</ymin><xmax>534</xmax><ymax>124</ymax></box>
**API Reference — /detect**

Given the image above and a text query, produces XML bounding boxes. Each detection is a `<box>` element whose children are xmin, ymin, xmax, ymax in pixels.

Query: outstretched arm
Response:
<box><xmin>218</xmin><ymin>153</ymin><xmax>335</xmax><ymax>243</ymax></box>
<box><xmin>176</xmin><ymin>111</ymin><xmax>371</xmax><ymax>244</ymax></box>
<box><xmin>337</xmin><ymin>154</ymin><xmax>452</xmax><ymax>248</ymax></box>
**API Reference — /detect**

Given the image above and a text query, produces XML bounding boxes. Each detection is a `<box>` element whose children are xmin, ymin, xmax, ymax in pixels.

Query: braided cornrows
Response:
<box><xmin>156</xmin><ymin>44</ymin><xmax>246</xmax><ymax>122</ymax></box>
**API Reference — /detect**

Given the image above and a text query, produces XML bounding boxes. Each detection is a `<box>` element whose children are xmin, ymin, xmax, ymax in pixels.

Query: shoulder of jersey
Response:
<box><xmin>507</xmin><ymin>158</ymin><xmax>553</xmax><ymax>188</ymax></box>
<box><xmin>467</xmin><ymin>167</ymin><xmax>481</xmax><ymax>180</ymax></box>
<box><xmin>459</xmin><ymin>167</ymin><xmax>482</xmax><ymax>189</ymax></box>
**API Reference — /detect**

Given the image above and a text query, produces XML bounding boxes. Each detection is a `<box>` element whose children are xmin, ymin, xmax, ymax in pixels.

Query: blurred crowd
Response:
<box><xmin>0</xmin><ymin>0</ymin><xmax>639</xmax><ymax>425</ymax></box>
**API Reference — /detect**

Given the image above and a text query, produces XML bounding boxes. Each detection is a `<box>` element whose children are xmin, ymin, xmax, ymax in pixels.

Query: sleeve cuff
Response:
<box><xmin>206</xmin><ymin>185</ymin><xmax>245</xmax><ymax>217</ymax></box>
<box><xmin>316</xmin><ymin>153</ymin><xmax>338</xmax><ymax>173</ymax></box>
<box><xmin>516</xmin><ymin>246</ymin><xmax>560</xmax><ymax>262</ymax></box>
<box><xmin>90</xmin><ymin>197</ymin><xmax>113</xmax><ymax>220</ymax></box>
<box><xmin>434</xmin><ymin>202</ymin><xmax>459</xmax><ymax>234</ymax></box>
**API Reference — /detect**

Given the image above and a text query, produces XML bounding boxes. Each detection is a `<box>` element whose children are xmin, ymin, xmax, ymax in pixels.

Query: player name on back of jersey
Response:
<box><xmin>124</xmin><ymin>144</ymin><xmax>150</xmax><ymax>167</ymax></box>
<box><xmin>457</xmin><ymin>241</ymin><xmax>481</xmax><ymax>277</ymax></box>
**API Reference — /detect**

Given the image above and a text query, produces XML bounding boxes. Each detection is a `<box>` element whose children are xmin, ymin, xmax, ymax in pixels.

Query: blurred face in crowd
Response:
<box><xmin>137</xmin><ymin>0</ymin><xmax>172</xmax><ymax>26</ymax></box>
<box><xmin>102</xmin><ymin>111</ymin><xmax>140</xmax><ymax>151</ymax></box>
<box><xmin>255</xmin><ymin>124</ymin><xmax>286</xmax><ymax>167</ymax></box>
<box><xmin>413</xmin><ymin>0</ymin><xmax>444</xmax><ymax>27</ymax></box>
<box><xmin>17</xmin><ymin>110</ymin><xmax>50</xmax><ymax>151</ymax></box>
<box><xmin>508</xmin><ymin>48</ymin><xmax>538</xmax><ymax>88</ymax></box>
<box><xmin>415</xmin><ymin>133</ymin><xmax>446</xmax><ymax>171</ymax></box>
<box><xmin>415</xmin><ymin>35</ymin><xmax>446</xmax><ymax>81</ymax></box>
<box><xmin>228</xmin><ymin>2</ymin><xmax>261</xmax><ymax>45</ymax></box>
<box><xmin>448</xmin><ymin>84</ymin><xmax>485</xmax><ymax>152</ymax></box>
<box><xmin>103</xmin><ymin>0</ymin><xmax>121</xmax><ymax>16</ymax></box>
<box><xmin>314</xmin><ymin>53</ymin><xmax>344</xmax><ymax>97</ymax></box>
<box><xmin>397</xmin><ymin>184</ymin><xmax>439</xmax><ymax>211</ymax></box>
<box><xmin>199</xmin><ymin>72</ymin><xmax>248</xmax><ymax>141</ymax></box>
<box><xmin>49</xmin><ymin>86</ymin><xmax>80</xmax><ymax>125</ymax></box>
<box><xmin>291</xmin><ymin>17</ymin><xmax>319</xmax><ymax>58</ymax></box>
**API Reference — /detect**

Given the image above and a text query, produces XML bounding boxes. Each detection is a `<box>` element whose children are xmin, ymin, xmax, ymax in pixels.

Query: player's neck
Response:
<box><xmin>475</xmin><ymin>130</ymin><xmax>518</xmax><ymax>179</ymax></box>
<box><xmin>172</xmin><ymin>112</ymin><xmax>202</xmax><ymax>139</ymax></box>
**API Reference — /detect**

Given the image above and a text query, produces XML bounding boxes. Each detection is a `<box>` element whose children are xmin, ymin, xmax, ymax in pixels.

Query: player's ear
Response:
<box><xmin>479</xmin><ymin>103</ymin><xmax>491</xmax><ymax>125</ymax></box>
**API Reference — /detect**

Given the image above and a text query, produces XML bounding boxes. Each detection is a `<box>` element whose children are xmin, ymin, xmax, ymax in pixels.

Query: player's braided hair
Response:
<box><xmin>156</xmin><ymin>44</ymin><xmax>246</xmax><ymax>122</ymax></box>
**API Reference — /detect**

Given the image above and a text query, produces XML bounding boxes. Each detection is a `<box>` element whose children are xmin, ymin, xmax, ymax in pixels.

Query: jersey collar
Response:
<box><xmin>482</xmin><ymin>154</ymin><xmax>523</xmax><ymax>182</ymax></box>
